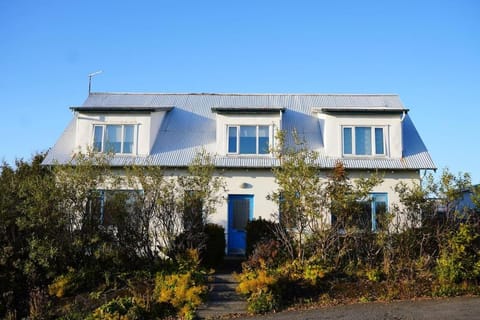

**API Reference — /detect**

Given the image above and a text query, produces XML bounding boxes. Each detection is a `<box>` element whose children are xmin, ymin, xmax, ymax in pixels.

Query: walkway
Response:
<box><xmin>197</xmin><ymin>257</ymin><xmax>248</xmax><ymax>319</ymax></box>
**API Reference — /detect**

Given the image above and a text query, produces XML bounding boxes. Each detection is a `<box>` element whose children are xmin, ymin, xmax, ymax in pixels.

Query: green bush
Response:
<box><xmin>436</xmin><ymin>223</ymin><xmax>480</xmax><ymax>284</ymax></box>
<box><xmin>246</xmin><ymin>218</ymin><xmax>277</xmax><ymax>256</ymax></box>
<box><xmin>202</xmin><ymin>223</ymin><xmax>225</xmax><ymax>268</ymax></box>
<box><xmin>247</xmin><ymin>289</ymin><xmax>280</xmax><ymax>314</ymax></box>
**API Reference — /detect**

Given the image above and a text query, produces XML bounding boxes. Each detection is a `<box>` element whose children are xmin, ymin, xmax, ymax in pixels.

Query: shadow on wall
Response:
<box><xmin>282</xmin><ymin>109</ymin><xmax>324</xmax><ymax>150</ymax></box>
<box><xmin>151</xmin><ymin>108</ymin><xmax>216</xmax><ymax>152</ymax></box>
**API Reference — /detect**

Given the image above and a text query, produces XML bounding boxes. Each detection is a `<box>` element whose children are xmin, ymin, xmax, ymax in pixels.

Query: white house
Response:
<box><xmin>43</xmin><ymin>92</ymin><xmax>436</xmax><ymax>255</ymax></box>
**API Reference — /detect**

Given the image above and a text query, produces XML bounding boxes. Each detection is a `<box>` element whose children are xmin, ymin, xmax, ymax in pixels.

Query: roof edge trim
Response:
<box><xmin>70</xmin><ymin>106</ymin><xmax>174</xmax><ymax>112</ymax></box>
<box><xmin>317</xmin><ymin>107</ymin><xmax>409</xmax><ymax>114</ymax></box>
<box><xmin>211</xmin><ymin>106</ymin><xmax>286</xmax><ymax>114</ymax></box>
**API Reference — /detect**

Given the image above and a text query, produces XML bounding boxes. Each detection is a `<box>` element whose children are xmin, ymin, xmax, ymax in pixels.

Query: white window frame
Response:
<box><xmin>342</xmin><ymin>125</ymin><xmax>386</xmax><ymax>157</ymax></box>
<box><xmin>92</xmin><ymin>124</ymin><xmax>136</xmax><ymax>155</ymax></box>
<box><xmin>227</xmin><ymin>125</ymin><xmax>271</xmax><ymax>155</ymax></box>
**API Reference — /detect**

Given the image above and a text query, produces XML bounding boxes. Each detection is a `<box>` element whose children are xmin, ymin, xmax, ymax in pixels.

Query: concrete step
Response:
<box><xmin>196</xmin><ymin>257</ymin><xmax>247</xmax><ymax>319</ymax></box>
<box><xmin>209</xmin><ymin>274</ymin><xmax>238</xmax><ymax>284</ymax></box>
<box><xmin>197</xmin><ymin>300</ymin><xmax>247</xmax><ymax>319</ymax></box>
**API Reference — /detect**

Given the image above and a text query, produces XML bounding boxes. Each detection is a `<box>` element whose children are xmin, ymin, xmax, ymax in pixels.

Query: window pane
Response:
<box><xmin>375</xmin><ymin>128</ymin><xmax>384</xmax><ymax>155</ymax></box>
<box><xmin>93</xmin><ymin>126</ymin><xmax>103</xmax><ymax>152</ymax></box>
<box><xmin>232</xmin><ymin>198</ymin><xmax>250</xmax><ymax>231</ymax></box>
<box><xmin>343</xmin><ymin>127</ymin><xmax>352</xmax><ymax>154</ymax></box>
<box><xmin>355</xmin><ymin>127</ymin><xmax>371</xmax><ymax>155</ymax></box>
<box><xmin>372</xmin><ymin>193</ymin><xmax>388</xmax><ymax>231</ymax></box>
<box><xmin>105</xmin><ymin>125</ymin><xmax>122</xmax><ymax>153</ymax></box>
<box><xmin>258</xmin><ymin>126</ymin><xmax>269</xmax><ymax>154</ymax></box>
<box><xmin>239</xmin><ymin>126</ymin><xmax>256</xmax><ymax>154</ymax></box>
<box><xmin>123</xmin><ymin>125</ymin><xmax>134</xmax><ymax>154</ymax></box>
<box><xmin>228</xmin><ymin>126</ymin><xmax>237</xmax><ymax>153</ymax></box>
<box><xmin>353</xmin><ymin>201</ymin><xmax>372</xmax><ymax>230</ymax></box>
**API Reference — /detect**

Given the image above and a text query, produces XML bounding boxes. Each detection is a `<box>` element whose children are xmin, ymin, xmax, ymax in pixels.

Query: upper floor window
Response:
<box><xmin>343</xmin><ymin>126</ymin><xmax>385</xmax><ymax>156</ymax></box>
<box><xmin>93</xmin><ymin>124</ymin><xmax>135</xmax><ymax>154</ymax></box>
<box><xmin>228</xmin><ymin>125</ymin><xmax>270</xmax><ymax>155</ymax></box>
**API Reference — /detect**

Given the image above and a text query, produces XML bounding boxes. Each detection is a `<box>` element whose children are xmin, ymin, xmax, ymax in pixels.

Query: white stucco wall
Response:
<box><xmin>206</xmin><ymin>168</ymin><xmax>420</xmax><ymax>231</ymax></box>
<box><xmin>117</xmin><ymin>166</ymin><xmax>420</xmax><ymax>231</ymax></box>
<box><xmin>112</xmin><ymin>166</ymin><xmax>420</xmax><ymax>253</ymax></box>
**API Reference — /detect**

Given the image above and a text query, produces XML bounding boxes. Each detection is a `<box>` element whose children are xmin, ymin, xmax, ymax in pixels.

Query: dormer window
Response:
<box><xmin>93</xmin><ymin>124</ymin><xmax>135</xmax><ymax>154</ymax></box>
<box><xmin>228</xmin><ymin>125</ymin><xmax>270</xmax><ymax>155</ymax></box>
<box><xmin>343</xmin><ymin>126</ymin><xmax>385</xmax><ymax>156</ymax></box>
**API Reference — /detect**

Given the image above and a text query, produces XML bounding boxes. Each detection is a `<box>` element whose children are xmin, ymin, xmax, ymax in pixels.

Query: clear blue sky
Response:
<box><xmin>1</xmin><ymin>1</ymin><xmax>479</xmax><ymax>183</ymax></box>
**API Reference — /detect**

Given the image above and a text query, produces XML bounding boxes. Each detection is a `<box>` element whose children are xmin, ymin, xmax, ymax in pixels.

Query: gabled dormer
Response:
<box><xmin>71</xmin><ymin>105</ymin><xmax>172</xmax><ymax>156</ymax></box>
<box><xmin>314</xmin><ymin>106</ymin><xmax>408</xmax><ymax>160</ymax></box>
<box><xmin>211</xmin><ymin>106</ymin><xmax>285</xmax><ymax>156</ymax></box>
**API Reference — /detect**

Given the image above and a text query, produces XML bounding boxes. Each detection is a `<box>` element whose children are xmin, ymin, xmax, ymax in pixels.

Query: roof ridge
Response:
<box><xmin>89</xmin><ymin>92</ymin><xmax>399</xmax><ymax>96</ymax></box>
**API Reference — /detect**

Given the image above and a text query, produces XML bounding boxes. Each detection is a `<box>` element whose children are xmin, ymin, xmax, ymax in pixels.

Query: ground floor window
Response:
<box><xmin>87</xmin><ymin>190</ymin><xmax>141</xmax><ymax>226</ymax></box>
<box><xmin>331</xmin><ymin>193</ymin><xmax>388</xmax><ymax>232</ymax></box>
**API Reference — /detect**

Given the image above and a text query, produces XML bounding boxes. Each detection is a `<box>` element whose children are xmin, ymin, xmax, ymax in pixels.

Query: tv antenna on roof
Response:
<box><xmin>88</xmin><ymin>70</ymin><xmax>103</xmax><ymax>94</ymax></box>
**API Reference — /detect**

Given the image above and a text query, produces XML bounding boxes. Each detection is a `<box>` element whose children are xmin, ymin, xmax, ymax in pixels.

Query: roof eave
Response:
<box><xmin>70</xmin><ymin>106</ymin><xmax>174</xmax><ymax>113</ymax></box>
<box><xmin>211</xmin><ymin>107</ymin><xmax>286</xmax><ymax>114</ymax></box>
<box><xmin>316</xmin><ymin>107</ymin><xmax>409</xmax><ymax>114</ymax></box>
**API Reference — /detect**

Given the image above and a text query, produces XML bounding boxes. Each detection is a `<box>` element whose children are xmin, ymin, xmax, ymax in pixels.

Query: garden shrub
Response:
<box><xmin>48</xmin><ymin>268</ymin><xmax>92</xmax><ymax>298</ymax></box>
<box><xmin>154</xmin><ymin>249</ymin><xmax>208</xmax><ymax>319</ymax></box>
<box><xmin>436</xmin><ymin>223</ymin><xmax>480</xmax><ymax>285</ymax></box>
<box><xmin>236</xmin><ymin>269</ymin><xmax>280</xmax><ymax>313</ymax></box>
<box><xmin>86</xmin><ymin>296</ymin><xmax>158</xmax><ymax>320</ymax></box>
<box><xmin>247</xmin><ymin>290</ymin><xmax>280</xmax><ymax>314</ymax></box>
<box><xmin>246</xmin><ymin>218</ymin><xmax>277</xmax><ymax>256</ymax></box>
<box><xmin>154</xmin><ymin>272</ymin><xmax>207</xmax><ymax>319</ymax></box>
<box><xmin>202</xmin><ymin>223</ymin><xmax>225</xmax><ymax>268</ymax></box>
<box><xmin>303</xmin><ymin>260</ymin><xmax>330</xmax><ymax>285</ymax></box>
<box><xmin>242</xmin><ymin>239</ymin><xmax>286</xmax><ymax>271</ymax></box>
<box><xmin>365</xmin><ymin>268</ymin><xmax>384</xmax><ymax>282</ymax></box>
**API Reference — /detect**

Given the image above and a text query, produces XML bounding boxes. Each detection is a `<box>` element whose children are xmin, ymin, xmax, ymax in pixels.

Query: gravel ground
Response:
<box><xmin>235</xmin><ymin>296</ymin><xmax>480</xmax><ymax>320</ymax></box>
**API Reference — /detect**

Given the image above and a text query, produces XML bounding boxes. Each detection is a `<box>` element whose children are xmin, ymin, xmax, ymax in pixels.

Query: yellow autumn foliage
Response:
<box><xmin>236</xmin><ymin>269</ymin><xmax>277</xmax><ymax>295</ymax></box>
<box><xmin>154</xmin><ymin>271</ymin><xmax>207</xmax><ymax>319</ymax></box>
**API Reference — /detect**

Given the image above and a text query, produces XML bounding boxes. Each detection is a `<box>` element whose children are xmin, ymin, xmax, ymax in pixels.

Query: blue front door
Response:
<box><xmin>228</xmin><ymin>195</ymin><xmax>253</xmax><ymax>255</ymax></box>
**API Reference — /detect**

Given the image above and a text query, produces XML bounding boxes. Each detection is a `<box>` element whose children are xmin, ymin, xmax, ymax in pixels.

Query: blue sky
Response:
<box><xmin>1</xmin><ymin>1</ymin><xmax>479</xmax><ymax>183</ymax></box>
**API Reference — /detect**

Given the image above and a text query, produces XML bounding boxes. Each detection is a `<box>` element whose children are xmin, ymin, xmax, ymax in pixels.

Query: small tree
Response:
<box><xmin>269</xmin><ymin>130</ymin><xmax>382</xmax><ymax>263</ymax></box>
<box><xmin>268</xmin><ymin>130</ymin><xmax>323</xmax><ymax>261</ymax></box>
<box><xmin>176</xmin><ymin>149</ymin><xmax>226</xmax><ymax>256</ymax></box>
<box><xmin>125</xmin><ymin>164</ymin><xmax>179</xmax><ymax>260</ymax></box>
<box><xmin>125</xmin><ymin>149</ymin><xmax>225</xmax><ymax>260</ymax></box>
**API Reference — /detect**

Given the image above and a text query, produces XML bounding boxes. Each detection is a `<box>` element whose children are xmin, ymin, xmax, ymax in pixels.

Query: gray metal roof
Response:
<box><xmin>43</xmin><ymin>92</ymin><xmax>436</xmax><ymax>170</ymax></box>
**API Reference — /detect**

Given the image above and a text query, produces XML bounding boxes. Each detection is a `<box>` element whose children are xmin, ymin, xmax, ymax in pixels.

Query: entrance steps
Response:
<box><xmin>197</xmin><ymin>257</ymin><xmax>247</xmax><ymax>319</ymax></box>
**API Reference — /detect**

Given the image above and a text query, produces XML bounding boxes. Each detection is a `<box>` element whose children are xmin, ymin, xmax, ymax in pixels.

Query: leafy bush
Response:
<box><xmin>236</xmin><ymin>269</ymin><xmax>280</xmax><ymax>313</ymax></box>
<box><xmin>436</xmin><ymin>223</ymin><xmax>480</xmax><ymax>285</ymax></box>
<box><xmin>246</xmin><ymin>218</ymin><xmax>277</xmax><ymax>256</ymax></box>
<box><xmin>365</xmin><ymin>268</ymin><xmax>384</xmax><ymax>282</ymax></box>
<box><xmin>202</xmin><ymin>223</ymin><xmax>225</xmax><ymax>268</ymax></box>
<box><xmin>247</xmin><ymin>290</ymin><xmax>280</xmax><ymax>314</ymax></box>
<box><xmin>242</xmin><ymin>239</ymin><xmax>286</xmax><ymax>271</ymax></box>
<box><xmin>86</xmin><ymin>297</ymin><xmax>146</xmax><ymax>320</ymax></box>
<box><xmin>154</xmin><ymin>249</ymin><xmax>208</xmax><ymax>319</ymax></box>
<box><xmin>154</xmin><ymin>272</ymin><xmax>206</xmax><ymax>319</ymax></box>
<box><xmin>303</xmin><ymin>260</ymin><xmax>329</xmax><ymax>285</ymax></box>
<box><xmin>48</xmin><ymin>272</ymin><xmax>76</xmax><ymax>298</ymax></box>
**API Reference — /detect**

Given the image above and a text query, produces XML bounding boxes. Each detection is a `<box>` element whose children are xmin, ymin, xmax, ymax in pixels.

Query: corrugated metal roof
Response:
<box><xmin>44</xmin><ymin>92</ymin><xmax>436</xmax><ymax>170</ymax></box>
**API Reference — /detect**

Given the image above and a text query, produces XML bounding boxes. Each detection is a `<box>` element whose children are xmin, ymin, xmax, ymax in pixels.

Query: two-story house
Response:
<box><xmin>43</xmin><ymin>92</ymin><xmax>436</xmax><ymax>255</ymax></box>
